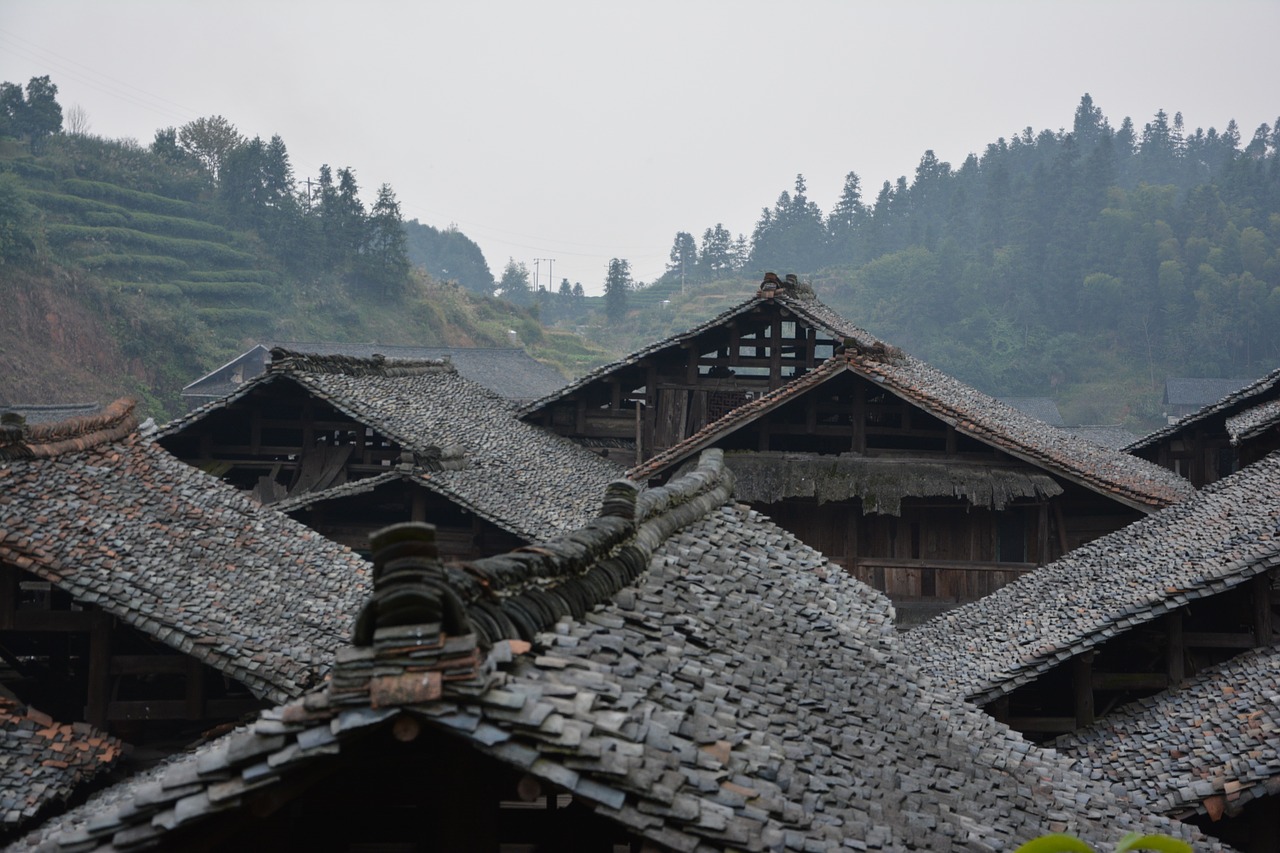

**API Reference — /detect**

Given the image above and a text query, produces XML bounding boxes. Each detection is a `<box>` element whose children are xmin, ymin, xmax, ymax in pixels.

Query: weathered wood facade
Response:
<box><xmin>159</xmin><ymin>350</ymin><xmax>622</xmax><ymax>561</ymax></box>
<box><xmin>989</xmin><ymin>571</ymin><xmax>1277</xmax><ymax>740</ymax></box>
<box><xmin>0</xmin><ymin>563</ymin><xmax>265</xmax><ymax>742</ymax></box>
<box><xmin>525</xmin><ymin>290</ymin><xmax>846</xmax><ymax>466</ymax></box>
<box><xmin>632</xmin><ymin>365</ymin><xmax>1156</xmax><ymax>622</ymax></box>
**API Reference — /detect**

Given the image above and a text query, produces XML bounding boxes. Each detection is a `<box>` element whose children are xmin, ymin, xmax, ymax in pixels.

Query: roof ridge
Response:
<box><xmin>330</xmin><ymin>449</ymin><xmax>734</xmax><ymax>696</ymax></box>
<box><xmin>268</xmin><ymin>347</ymin><xmax>456</xmax><ymax>377</ymax></box>
<box><xmin>0</xmin><ymin>398</ymin><xmax>138</xmax><ymax>461</ymax></box>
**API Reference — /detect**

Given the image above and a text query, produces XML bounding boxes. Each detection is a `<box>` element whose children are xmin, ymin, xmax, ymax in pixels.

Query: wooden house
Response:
<box><xmin>0</xmin><ymin>399</ymin><xmax>369</xmax><ymax>754</ymax></box>
<box><xmin>906</xmin><ymin>450</ymin><xmax>1280</xmax><ymax>739</ymax></box>
<box><xmin>521</xmin><ymin>276</ymin><xmax>860</xmax><ymax>466</ymax></box>
<box><xmin>14</xmin><ymin>453</ymin><xmax>1213</xmax><ymax>852</ymax></box>
<box><xmin>157</xmin><ymin>349</ymin><xmax>622</xmax><ymax>560</ymax></box>
<box><xmin>1129</xmin><ymin>366</ymin><xmax>1280</xmax><ymax>487</ymax></box>
<box><xmin>180</xmin><ymin>342</ymin><xmax>569</xmax><ymax>410</ymax></box>
<box><xmin>595</xmin><ymin>282</ymin><xmax>1194</xmax><ymax>621</ymax></box>
<box><xmin>1057</xmin><ymin>644</ymin><xmax>1280</xmax><ymax>851</ymax></box>
<box><xmin>908</xmin><ymin>451</ymin><xmax>1280</xmax><ymax>850</ymax></box>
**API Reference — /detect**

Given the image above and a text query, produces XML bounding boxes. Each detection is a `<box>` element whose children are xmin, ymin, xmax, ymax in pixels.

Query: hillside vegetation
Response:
<box><xmin>623</xmin><ymin>96</ymin><xmax>1280</xmax><ymax>429</ymax></box>
<box><xmin>4</xmin><ymin>80</ymin><xmax>1278</xmax><ymax>433</ymax></box>
<box><xmin>0</xmin><ymin>80</ymin><xmax>611</xmax><ymax>418</ymax></box>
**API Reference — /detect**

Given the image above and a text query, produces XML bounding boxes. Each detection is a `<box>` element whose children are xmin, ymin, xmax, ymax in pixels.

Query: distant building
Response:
<box><xmin>1162</xmin><ymin>376</ymin><xmax>1256</xmax><ymax>423</ymax></box>
<box><xmin>1130</xmin><ymin>367</ymin><xmax>1280</xmax><ymax>486</ymax></box>
<box><xmin>181</xmin><ymin>342</ymin><xmax>568</xmax><ymax>410</ymax></box>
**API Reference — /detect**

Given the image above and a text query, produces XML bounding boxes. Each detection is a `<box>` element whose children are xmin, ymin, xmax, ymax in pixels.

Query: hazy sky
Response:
<box><xmin>2</xmin><ymin>1</ymin><xmax>1277</xmax><ymax>292</ymax></box>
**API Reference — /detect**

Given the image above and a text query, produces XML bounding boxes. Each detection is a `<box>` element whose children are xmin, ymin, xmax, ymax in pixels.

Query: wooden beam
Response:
<box><xmin>1090</xmin><ymin>672</ymin><xmax>1169</xmax><ymax>690</ymax></box>
<box><xmin>1254</xmin><ymin>572</ymin><xmax>1274</xmax><ymax>646</ymax></box>
<box><xmin>1183</xmin><ymin>631</ymin><xmax>1257</xmax><ymax>649</ymax></box>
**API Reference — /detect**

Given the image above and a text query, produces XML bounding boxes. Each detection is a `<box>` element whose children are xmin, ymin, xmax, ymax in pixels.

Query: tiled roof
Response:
<box><xmin>0</xmin><ymin>698</ymin><xmax>123</xmax><ymax>833</ymax></box>
<box><xmin>630</xmin><ymin>351</ymin><xmax>1195</xmax><ymax>512</ymax></box>
<box><xmin>903</xmin><ymin>450</ymin><xmax>1280</xmax><ymax>705</ymax></box>
<box><xmin>1064</xmin><ymin>425</ymin><xmax>1140</xmax><ymax>451</ymax></box>
<box><xmin>162</xmin><ymin>350</ymin><xmax>622</xmax><ymax>541</ymax></box>
<box><xmin>1054</xmin><ymin>643</ymin><xmax>1280</xmax><ymax>821</ymax></box>
<box><xmin>183</xmin><ymin>342</ymin><xmax>568</xmax><ymax>403</ymax></box>
<box><xmin>1226</xmin><ymin>398</ymin><xmax>1280</xmax><ymax>446</ymax></box>
<box><xmin>0</xmin><ymin>402</ymin><xmax>371</xmax><ymax>704</ymax></box>
<box><xmin>1130</xmin><ymin>366</ymin><xmax>1280</xmax><ymax>452</ymax></box>
<box><xmin>19</xmin><ymin>452</ymin><xmax>1216</xmax><ymax>851</ymax></box>
<box><xmin>0</xmin><ymin>404</ymin><xmax>102</xmax><ymax>426</ymax></box>
<box><xmin>1164</xmin><ymin>377</ymin><xmax>1258</xmax><ymax>408</ymax></box>
<box><xmin>999</xmin><ymin>397</ymin><xmax>1065</xmax><ymax>426</ymax></box>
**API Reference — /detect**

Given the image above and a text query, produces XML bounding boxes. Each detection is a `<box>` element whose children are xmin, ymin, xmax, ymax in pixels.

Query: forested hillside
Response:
<box><xmin>3</xmin><ymin>78</ymin><xmax>1277</xmax><ymax>431</ymax></box>
<box><xmin>0</xmin><ymin>77</ymin><xmax>609</xmax><ymax>418</ymax></box>
<box><xmin>633</xmin><ymin>95</ymin><xmax>1280</xmax><ymax>427</ymax></box>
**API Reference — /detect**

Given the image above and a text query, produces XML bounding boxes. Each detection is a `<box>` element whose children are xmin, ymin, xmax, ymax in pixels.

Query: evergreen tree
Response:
<box><xmin>498</xmin><ymin>258</ymin><xmax>532</xmax><ymax>304</ymax></box>
<box><xmin>667</xmin><ymin>231</ymin><xmax>698</xmax><ymax>280</ymax></box>
<box><xmin>699</xmin><ymin>224</ymin><xmax>735</xmax><ymax>278</ymax></box>
<box><xmin>360</xmin><ymin>183</ymin><xmax>411</xmax><ymax>300</ymax></box>
<box><xmin>604</xmin><ymin>258</ymin><xmax>632</xmax><ymax>324</ymax></box>
<box><xmin>827</xmin><ymin>171</ymin><xmax>867</xmax><ymax>265</ymax></box>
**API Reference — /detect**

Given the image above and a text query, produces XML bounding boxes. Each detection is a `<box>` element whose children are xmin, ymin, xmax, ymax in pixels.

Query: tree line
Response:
<box><xmin>645</xmin><ymin>94</ymin><xmax>1280</xmax><ymax>394</ymax></box>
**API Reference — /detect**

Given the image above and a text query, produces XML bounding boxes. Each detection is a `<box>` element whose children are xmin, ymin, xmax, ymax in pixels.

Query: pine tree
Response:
<box><xmin>604</xmin><ymin>258</ymin><xmax>632</xmax><ymax>324</ymax></box>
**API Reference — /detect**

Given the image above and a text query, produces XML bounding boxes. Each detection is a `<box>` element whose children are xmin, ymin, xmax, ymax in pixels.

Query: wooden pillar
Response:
<box><xmin>1052</xmin><ymin>501</ymin><xmax>1070</xmax><ymax>559</ymax></box>
<box><xmin>1072</xmin><ymin>652</ymin><xmax>1095</xmax><ymax>728</ymax></box>
<box><xmin>0</xmin><ymin>563</ymin><xmax>17</xmax><ymax>630</ymax></box>
<box><xmin>86</xmin><ymin>611</ymin><xmax>112</xmax><ymax>729</ymax></box>
<box><xmin>250</xmin><ymin>409</ymin><xmax>262</xmax><ymax>456</ymax></box>
<box><xmin>1166</xmin><ymin>610</ymin><xmax>1185</xmax><ymax>684</ymax></box>
<box><xmin>851</xmin><ymin>383</ymin><xmax>866</xmax><ymax>453</ymax></box>
<box><xmin>634</xmin><ymin>402</ymin><xmax>643</xmax><ymax>468</ymax></box>
<box><xmin>768</xmin><ymin>314</ymin><xmax>783</xmax><ymax>390</ymax></box>
<box><xmin>185</xmin><ymin>656</ymin><xmax>206</xmax><ymax>720</ymax></box>
<box><xmin>1253</xmin><ymin>573</ymin><xmax>1273</xmax><ymax>646</ymax></box>
<box><xmin>1037</xmin><ymin>504</ymin><xmax>1049</xmax><ymax>566</ymax></box>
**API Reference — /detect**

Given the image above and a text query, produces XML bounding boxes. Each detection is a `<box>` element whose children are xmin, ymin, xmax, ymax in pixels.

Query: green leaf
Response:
<box><xmin>1114</xmin><ymin>832</ymin><xmax>1193</xmax><ymax>853</ymax></box>
<box><xmin>1013</xmin><ymin>834</ymin><xmax>1095</xmax><ymax>853</ymax></box>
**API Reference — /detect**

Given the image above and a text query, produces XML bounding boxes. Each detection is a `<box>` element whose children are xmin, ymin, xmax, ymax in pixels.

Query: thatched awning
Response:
<box><xmin>723</xmin><ymin>451</ymin><xmax>1063</xmax><ymax>515</ymax></box>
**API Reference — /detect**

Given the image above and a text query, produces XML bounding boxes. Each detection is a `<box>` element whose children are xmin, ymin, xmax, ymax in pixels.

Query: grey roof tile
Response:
<box><xmin>15</xmin><ymin>451</ymin><xmax>1222</xmax><ymax>852</ymax></box>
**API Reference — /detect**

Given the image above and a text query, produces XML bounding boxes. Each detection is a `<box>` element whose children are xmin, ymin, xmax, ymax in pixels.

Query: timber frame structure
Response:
<box><xmin>1128</xmin><ymin>365</ymin><xmax>1280</xmax><ymax>487</ymax></box>
<box><xmin>157</xmin><ymin>349</ymin><xmax>621</xmax><ymax>561</ymax></box>
<box><xmin>907</xmin><ymin>451</ymin><xmax>1280</xmax><ymax>742</ymax></box>
<box><xmin>0</xmin><ymin>400</ymin><xmax>369</xmax><ymax>755</ymax></box>
<box><xmin>520</xmin><ymin>277</ymin><xmax>860</xmax><ymax>466</ymax></box>
<box><xmin>553</xmin><ymin>279</ymin><xmax>1194</xmax><ymax>619</ymax></box>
